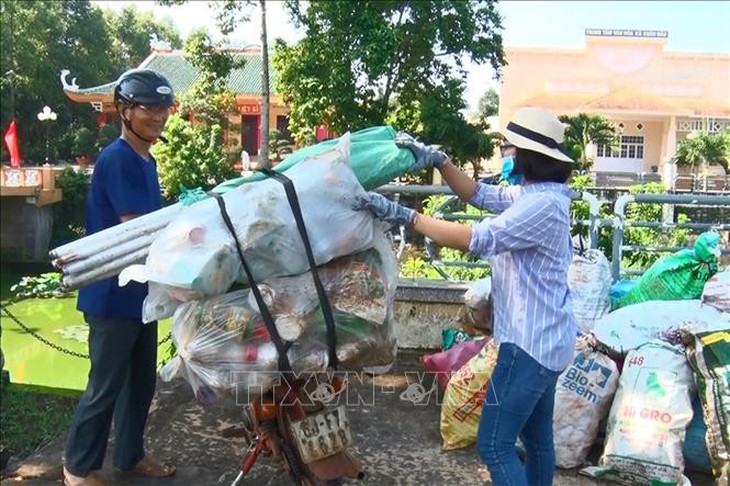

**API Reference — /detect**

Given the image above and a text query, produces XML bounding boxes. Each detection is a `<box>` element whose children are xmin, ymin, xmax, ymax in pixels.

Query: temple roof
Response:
<box><xmin>63</xmin><ymin>47</ymin><xmax>277</xmax><ymax>103</ymax></box>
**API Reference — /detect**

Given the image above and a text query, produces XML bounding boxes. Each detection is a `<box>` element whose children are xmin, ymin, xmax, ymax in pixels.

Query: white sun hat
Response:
<box><xmin>504</xmin><ymin>107</ymin><xmax>575</xmax><ymax>163</ymax></box>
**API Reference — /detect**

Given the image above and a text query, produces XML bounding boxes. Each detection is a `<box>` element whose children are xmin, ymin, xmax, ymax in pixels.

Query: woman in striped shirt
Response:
<box><xmin>355</xmin><ymin>108</ymin><xmax>577</xmax><ymax>486</ymax></box>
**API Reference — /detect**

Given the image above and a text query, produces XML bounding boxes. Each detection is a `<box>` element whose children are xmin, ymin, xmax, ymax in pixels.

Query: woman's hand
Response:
<box><xmin>353</xmin><ymin>192</ymin><xmax>416</xmax><ymax>227</ymax></box>
<box><xmin>396</xmin><ymin>132</ymin><xmax>448</xmax><ymax>173</ymax></box>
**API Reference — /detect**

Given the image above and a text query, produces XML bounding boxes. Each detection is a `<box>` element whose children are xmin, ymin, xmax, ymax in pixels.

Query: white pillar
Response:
<box><xmin>664</xmin><ymin>116</ymin><xmax>677</xmax><ymax>162</ymax></box>
<box><xmin>662</xmin><ymin>160</ymin><xmax>677</xmax><ymax>188</ymax></box>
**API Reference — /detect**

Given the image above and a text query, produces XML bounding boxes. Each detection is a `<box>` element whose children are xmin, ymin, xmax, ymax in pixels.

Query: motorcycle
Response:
<box><xmin>229</xmin><ymin>373</ymin><xmax>364</xmax><ymax>486</ymax></box>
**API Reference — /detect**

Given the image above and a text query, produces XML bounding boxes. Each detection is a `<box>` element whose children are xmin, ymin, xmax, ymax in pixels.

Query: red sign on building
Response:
<box><xmin>239</xmin><ymin>104</ymin><xmax>261</xmax><ymax>115</ymax></box>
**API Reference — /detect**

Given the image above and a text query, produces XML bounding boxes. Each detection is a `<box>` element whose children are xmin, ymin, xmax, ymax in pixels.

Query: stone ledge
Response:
<box><xmin>395</xmin><ymin>278</ymin><xmax>471</xmax><ymax>304</ymax></box>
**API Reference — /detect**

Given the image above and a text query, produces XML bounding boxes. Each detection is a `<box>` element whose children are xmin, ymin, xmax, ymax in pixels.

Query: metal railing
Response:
<box><xmin>590</xmin><ymin>171</ymin><xmax>662</xmax><ymax>188</ymax></box>
<box><xmin>378</xmin><ymin>185</ymin><xmax>602</xmax><ymax>280</ymax></box>
<box><xmin>610</xmin><ymin>193</ymin><xmax>730</xmax><ymax>280</ymax></box>
<box><xmin>578</xmin><ymin>171</ymin><xmax>730</xmax><ymax>194</ymax></box>
<box><xmin>671</xmin><ymin>174</ymin><xmax>730</xmax><ymax>193</ymax></box>
<box><xmin>376</xmin><ymin>184</ymin><xmax>730</xmax><ymax>282</ymax></box>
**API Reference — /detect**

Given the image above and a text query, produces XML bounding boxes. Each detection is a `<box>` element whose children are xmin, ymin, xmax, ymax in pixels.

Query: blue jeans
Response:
<box><xmin>476</xmin><ymin>343</ymin><xmax>560</xmax><ymax>486</ymax></box>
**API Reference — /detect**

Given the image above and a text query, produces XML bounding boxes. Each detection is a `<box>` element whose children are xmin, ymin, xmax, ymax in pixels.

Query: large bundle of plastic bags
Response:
<box><xmin>120</xmin><ymin>135</ymin><xmax>378</xmax><ymax>323</ymax></box>
<box><xmin>159</xmin><ymin>229</ymin><xmax>398</xmax><ymax>405</ymax></box>
<box><xmin>591</xmin><ymin>299</ymin><xmax>728</xmax><ymax>357</ymax></box>
<box><xmin>579</xmin><ymin>264</ymin><xmax>729</xmax><ymax>484</ymax></box>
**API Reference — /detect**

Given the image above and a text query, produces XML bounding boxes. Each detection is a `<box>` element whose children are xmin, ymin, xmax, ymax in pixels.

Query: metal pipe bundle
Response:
<box><xmin>50</xmin><ymin>203</ymin><xmax>183</xmax><ymax>291</ymax></box>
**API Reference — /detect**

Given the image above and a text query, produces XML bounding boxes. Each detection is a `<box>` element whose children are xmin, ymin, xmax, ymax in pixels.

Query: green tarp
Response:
<box><xmin>212</xmin><ymin>126</ymin><xmax>415</xmax><ymax>194</ymax></box>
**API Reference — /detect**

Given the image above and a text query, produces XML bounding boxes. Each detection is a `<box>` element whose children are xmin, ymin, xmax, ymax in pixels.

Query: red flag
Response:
<box><xmin>4</xmin><ymin>120</ymin><xmax>22</xmax><ymax>168</ymax></box>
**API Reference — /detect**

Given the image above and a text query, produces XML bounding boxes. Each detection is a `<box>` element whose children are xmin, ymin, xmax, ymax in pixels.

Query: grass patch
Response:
<box><xmin>0</xmin><ymin>378</ymin><xmax>79</xmax><ymax>460</ymax></box>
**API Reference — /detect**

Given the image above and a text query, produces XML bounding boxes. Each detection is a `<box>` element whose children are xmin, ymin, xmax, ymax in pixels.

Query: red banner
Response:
<box><xmin>3</xmin><ymin>120</ymin><xmax>22</xmax><ymax>168</ymax></box>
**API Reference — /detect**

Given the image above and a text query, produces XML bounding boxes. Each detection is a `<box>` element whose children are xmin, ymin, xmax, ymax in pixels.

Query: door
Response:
<box><xmin>241</xmin><ymin>115</ymin><xmax>259</xmax><ymax>156</ymax></box>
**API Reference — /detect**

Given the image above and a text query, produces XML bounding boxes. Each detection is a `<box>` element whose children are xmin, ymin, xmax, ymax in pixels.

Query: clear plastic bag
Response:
<box><xmin>119</xmin><ymin>134</ymin><xmax>377</xmax><ymax>322</ymax></box>
<box><xmin>159</xmin><ymin>228</ymin><xmax>398</xmax><ymax>405</ymax></box>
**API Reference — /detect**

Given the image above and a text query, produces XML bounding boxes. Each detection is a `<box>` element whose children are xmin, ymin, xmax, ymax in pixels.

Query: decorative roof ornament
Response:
<box><xmin>149</xmin><ymin>33</ymin><xmax>172</xmax><ymax>52</ymax></box>
<box><xmin>60</xmin><ymin>69</ymin><xmax>79</xmax><ymax>92</ymax></box>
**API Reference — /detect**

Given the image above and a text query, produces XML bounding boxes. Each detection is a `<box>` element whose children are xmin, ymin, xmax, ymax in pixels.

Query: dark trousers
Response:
<box><xmin>64</xmin><ymin>315</ymin><xmax>158</xmax><ymax>476</ymax></box>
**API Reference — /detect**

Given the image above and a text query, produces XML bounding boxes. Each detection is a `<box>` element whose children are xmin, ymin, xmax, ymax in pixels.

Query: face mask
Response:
<box><xmin>500</xmin><ymin>156</ymin><xmax>523</xmax><ymax>185</ymax></box>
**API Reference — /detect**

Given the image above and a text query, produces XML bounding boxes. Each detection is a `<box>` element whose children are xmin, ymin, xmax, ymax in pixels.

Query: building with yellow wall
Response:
<box><xmin>499</xmin><ymin>29</ymin><xmax>729</xmax><ymax>180</ymax></box>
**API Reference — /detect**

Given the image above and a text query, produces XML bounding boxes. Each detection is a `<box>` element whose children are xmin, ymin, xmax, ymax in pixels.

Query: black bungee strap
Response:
<box><xmin>209</xmin><ymin>191</ymin><xmax>292</xmax><ymax>372</ymax></box>
<box><xmin>257</xmin><ymin>168</ymin><xmax>339</xmax><ymax>370</ymax></box>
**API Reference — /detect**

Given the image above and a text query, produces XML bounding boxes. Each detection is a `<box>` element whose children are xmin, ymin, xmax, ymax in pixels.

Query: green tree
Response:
<box><xmin>476</xmin><ymin>87</ymin><xmax>499</xmax><ymax>120</ymax></box>
<box><xmin>152</xmin><ymin>114</ymin><xmax>237</xmax><ymax>200</ymax></box>
<box><xmin>0</xmin><ymin>1</ymin><xmax>181</xmax><ymax>163</ymax></box>
<box><xmin>101</xmin><ymin>5</ymin><xmax>182</xmax><ymax>75</ymax></box>
<box><xmin>559</xmin><ymin>113</ymin><xmax>620</xmax><ymax>171</ymax></box>
<box><xmin>177</xmin><ymin>28</ymin><xmax>240</xmax><ymax>128</ymax></box>
<box><xmin>52</xmin><ymin>165</ymin><xmax>90</xmax><ymax>246</ymax></box>
<box><xmin>97</xmin><ymin>124</ymin><xmax>120</xmax><ymax>150</ymax></box>
<box><xmin>1</xmin><ymin>1</ymin><xmax>111</xmax><ymax>162</ymax></box>
<box><xmin>675</xmin><ymin>130</ymin><xmax>730</xmax><ymax>175</ymax></box>
<box><xmin>273</xmin><ymin>0</ymin><xmax>504</xmax><ymax>164</ymax></box>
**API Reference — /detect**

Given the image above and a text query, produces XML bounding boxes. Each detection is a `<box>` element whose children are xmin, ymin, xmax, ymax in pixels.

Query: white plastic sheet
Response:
<box><xmin>591</xmin><ymin>300</ymin><xmax>729</xmax><ymax>356</ymax></box>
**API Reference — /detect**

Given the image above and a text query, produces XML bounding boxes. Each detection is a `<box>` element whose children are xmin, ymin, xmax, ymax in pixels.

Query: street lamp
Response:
<box><xmin>37</xmin><ymin>105</ymin><xmax>57</xmax><ymax>163</ymax></box>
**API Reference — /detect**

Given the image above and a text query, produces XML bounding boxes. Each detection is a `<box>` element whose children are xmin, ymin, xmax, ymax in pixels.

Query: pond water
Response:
<box><xmin>1</xmin><ymin>265</ymin><xmax>172</xmax><ymax>391</ymax></box>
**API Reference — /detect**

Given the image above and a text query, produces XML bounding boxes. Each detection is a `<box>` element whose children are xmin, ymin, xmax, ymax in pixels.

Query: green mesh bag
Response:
<box><xmin>213</xmin><ymin>126</ymin><xmax>415</xmax><ymax>194</ymax></box>
<box><xmin>616</xmin><ymin>231</ymin><xmax>721</xmax><ymax>308</ymax></box>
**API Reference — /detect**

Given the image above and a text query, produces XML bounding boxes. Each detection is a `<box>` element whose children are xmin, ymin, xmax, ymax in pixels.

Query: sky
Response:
<box><xmin>95</xmin><ymin>0</ymin><xmax>730</xmax><ymax>112</ymax></box>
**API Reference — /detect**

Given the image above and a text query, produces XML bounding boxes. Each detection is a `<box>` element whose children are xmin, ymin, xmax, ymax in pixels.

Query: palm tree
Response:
<box><xmin>675</xmin><ymin>130</ymin><xmax>730</xmax><ymax>175</ymax></box>
<box><xmin>558</xmin><ymin>113</ymin><xmax>620</xmax><ymax>171</ymax></box>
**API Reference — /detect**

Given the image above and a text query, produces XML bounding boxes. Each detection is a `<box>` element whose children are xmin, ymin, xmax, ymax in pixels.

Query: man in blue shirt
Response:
<box><xmin>64</xmin><ymin>69</ymin><xmax>176</xmax><ymax>486</ymax></box>
<box><xmin>355</xmin><ymin>108</ymin><xmax>577</xmax><ymax>486</ymax></box>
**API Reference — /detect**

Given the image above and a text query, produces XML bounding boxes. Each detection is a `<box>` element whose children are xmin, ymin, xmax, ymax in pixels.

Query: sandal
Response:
<box><xmin>126</xmin><ymin>455</ymin><xmax>176</xmax><ymax>477</ymax></box>
<box><xmin>62</xmin><ymin>470</ymin><xmax>106</xmax><ymax>486</ymax></box>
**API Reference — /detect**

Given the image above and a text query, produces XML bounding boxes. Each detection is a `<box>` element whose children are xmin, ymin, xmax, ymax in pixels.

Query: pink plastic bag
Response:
<box><xmin>421</xmin><ymin>338</ymin><xmax>488</xmax><ymax>390</ymax></box>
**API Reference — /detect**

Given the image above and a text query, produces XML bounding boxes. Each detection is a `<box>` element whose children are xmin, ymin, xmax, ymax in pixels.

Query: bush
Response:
<box><xmin>97</xmin><ymin>124</ymin><xmax>120</xmax><ymax>150</ymax></box>
<box><xmin>152</xmin><ymin>114</ymin><xmax>238</xmax><ymax>200</ymax></box>
<box><xmin>270</xmin><ymin>129</ymin><xmax>293</xmax><ymax>163</ymax></box>
<box><xmin>622</xmin><ymin>182</ymin><xmax>691</xmax><ymax>271</ymax></box>
<box><xmin>72</xmin><ymin>127</ymin><xmax>97</xmax><ymax>158</ymax></box>
<box><xmin>9</xmin><ymin>272</ymin><xmax>67</xmax><ymax>300</ymax></box>
<box><xmin>51</xmin><ymin>166</ymin><xmax>90</xmax><ymax>247</ymax></box>
<box><xmin>398</xmin><ymin>194</ymin><xmax>489</xmax><ymax>281</ymax></box>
